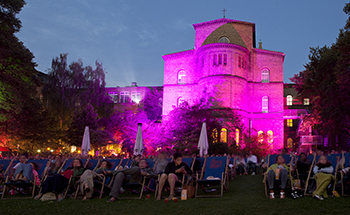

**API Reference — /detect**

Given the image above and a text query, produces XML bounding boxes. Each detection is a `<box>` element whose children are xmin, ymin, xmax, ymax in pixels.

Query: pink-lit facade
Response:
<box><xmin>162</xmin><ymin>18</ymin><xmax>285</xmax><ymax>150</ymax></box>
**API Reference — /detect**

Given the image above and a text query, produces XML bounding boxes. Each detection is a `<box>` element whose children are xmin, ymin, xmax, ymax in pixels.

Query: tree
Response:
<box><xmin>0</xmin><ymin>1</ymin><xmax>57</xmax><ymax>152</ymax></box>
<box><xmin>43</xmin><ymin>54</ymin><xmax>114</xmax><ymax>148</ymax></box>
<box><xmin>291</xmin><ymin>3</ymin><xmax>350</xmax><ymax>149</ymax></box>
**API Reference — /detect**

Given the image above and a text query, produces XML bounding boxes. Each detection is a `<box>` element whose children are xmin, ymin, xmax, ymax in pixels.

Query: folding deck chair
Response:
<box><xmin>1</xmin><ymin>159</ymin><xmax>48</xmax><ymax>199</ymax></box>
<box><xmin>195</xmin><ymin>156</ymin><xmax>228</xmax><ymax>198</ymax></box>
<box><xmin>263</xmin><ymin>154</ymin><xmax>294</xmax><ymax>197</ymax></box>
<box><xmin>340</xmin><ymin>152</ymin><xmax>350</xmax><ymax>196</ymax></box>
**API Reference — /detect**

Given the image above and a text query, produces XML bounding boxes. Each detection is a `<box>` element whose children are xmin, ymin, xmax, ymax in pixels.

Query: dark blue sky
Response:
<box><xmin>17</xmin><ymin>0</ymin><xmax>348</xmax><ymax>87</ymax></box>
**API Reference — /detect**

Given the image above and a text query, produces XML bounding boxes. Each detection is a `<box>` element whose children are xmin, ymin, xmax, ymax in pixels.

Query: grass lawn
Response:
<box><xmin>1</xmin><ymin>175</ymin><xmax>350</xmax><ymax>215</ymax></box>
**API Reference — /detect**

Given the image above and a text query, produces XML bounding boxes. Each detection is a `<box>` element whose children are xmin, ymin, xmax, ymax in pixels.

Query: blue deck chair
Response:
<box><xmin>0</xmin><ymin>159</ymin><xmax>16</xmax><ymax>178</ymax></box>
<box><xmin>341</xmin><ymin>152</ymin><xmax>350</xmax><ymax>196</ymax></box>
<box><xmin>1</xmin><ymin>159</ymin><xmax>46</xmax><ymax>200</ymax></box>
<box><xmin>146</xmin><ymin>159</ymin><xmax>155</xmax><ymax>169</ymax></box>
<box><xmin>182</xmin><ymin>157</ymin><xmax>194</xmax><ymax>171</ymax></box>
<box><xmin>196</xmin><ymin>157</ymin><xmax>206</xmax><ymax>179</ymax></box>
<box><xmin>263</xmin><ymin>154</ymin><xmax>294</xmax><ymax>197</ymax></box>
<box><xmin>85</xmin><ymin>159</ymin><xmax>100</xmax><ymax>171</ymax></box>
<box><xmin>195</xmin><ymin>156</ymin><xmax>228</xmax><ymax>198</ymax></box>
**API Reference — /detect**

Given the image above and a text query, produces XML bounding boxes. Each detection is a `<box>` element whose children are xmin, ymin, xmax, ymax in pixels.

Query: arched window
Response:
<box><xmin>213</xmin><ymin>55</ymin><xmax>217</xmax><ymax>65</ymax></box>
<box><xmin>287</xmin><ymin>138</ymin><xmax>293</xmax><ymax>148</ymax></box>
<box><xmin>235</xmin><ymin>128</ymin><xmax>240</xmax><ymax>145</ymax></box>
<box><xmin>212</xmin><ymin>128</ymin><xmax>218</xmax><ymax>143</ymax></box>
<box><xmin>178</xmin><ymin>70</ymin><xmax>186</xmax><ymax>84</ymax></box>
<box><xmin>223</xmin><ymin>54</ymin><xmax>227</xmax><ymax>65</ymax></box>
<box><xmin>219</xmin><ymin>37</ymin><xmax>230</xmax><ymax>43</ymax></box>
<box><xmin>177</xmin><ymin>97</ymin><xmax>185</xmax><ymax>107</ymax></box>
<box><xmin>287</xmin><ymin>95</ymin><xmax>293</xmax><ymax>106</ymax></box>
<box><xmin>218</xmin><ymin>54</ymin><xmax>222</xmax><ymax>64</ymax></box>
<box><xmin>262</xmin><ymin>96</ymin><xmax>269</xmax><ymax>113</ymax></box>
<box><xmin>258</xmin><ymin>130</ymin><xmax>264</xmax><ymax>143</ymax></box>
<box><xmin>261</xmin><ymin>70</ymin><xmax>270</xmax><ymax>83</ymax></box>
<box><xmin>220</xmin><ymin>128</ymin><xmax>227</xmax><ymax>143</ymax></box>
<box><xmin>267</xmin><ymin>130</ymin><xmax>273</xmax><ymax>144</ymax></box>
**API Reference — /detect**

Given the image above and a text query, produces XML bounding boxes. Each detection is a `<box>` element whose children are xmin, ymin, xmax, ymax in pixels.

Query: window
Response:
<box><xmin>213</xmin><ymin>55</ymin><xmax>217</xmax><ymax>65</ymax></box>
<box><xmin>235</xmin><ymin>128</ymin><xmax>240</xmax><ymax>145</ymax></box>
<box><xmin>219</xmin><ymin>37</ymin><xmax>230</xmax><ymax>43</ymax></box>
<box><xmin>261</xmin><ymin>70</ymin><xmax>270</xmax><ymax>83</ymax></box>
<box><xmin>287</xmin><ymin>119</ymin><xmax>293</xmax><ymax>127</ymax></box>
<box><xmin>287</xmin><ymin>138</ymin><xmax>293</xmax><ymax>148</ymax></box>
<box><xmin>262</xmin><ymin>96</ymin><xmax>269</xmax><ymax>113</ymax></box>
<box><xmin>220</xmin><ymin>128</ymin><xmax>227</xmax><ymax>143</ymax></box>
<box><xmin>120</xmin><ymin>91</ymin><xmax>130</xmax><ymax>103</ymax></box>
<box><xmin>223</xmin><ymin>54</ymin><xmax>227</xmax><ymax>65</ymax></box>
<box><xmin>267</xmin><ymin>130</ymin><xmax>273</xmax><ymax>144</ymax></box>
<box><xmin>177</xmin><ymin>97</ymin><xmax>185</xmax><ymax>107</ymax></box>
<box><xmin>287</xmin><ymin>95</ymin><xmax>293</xmax><ymax>106</ymax></box>
<box><xmin>242</xmin><ymin>59</ymin><xmax>246</xmax><ymax>69</ymax></box>
<box><xmin>178</xmin><ymin>70</ymin><xmax>186</xmax><ymax>84</ymax></box>
<box><xmin>304</xmin><ymin>98</ymin><xmax>310</xmax><ymax>106</ymax></box>
<box><xmin>218</xmin><ymin>54</ymin><xmax>222</xmax><ymax>64</ymax></box>
<box><xmin>212</xmin><ymin>128</ymin><xmax>218</xmax><ymax>143</ymax></box>
<box><xmin>258</xmin><ymin>131</ymin><xmax>264</xmax><ymax>143</ymax></box>
<box><xmin>131</xmin><ymin>92</ymin><xmax>141</xmax><ymax>103</ymax></box>
<box><xmin>109</xmin><ymin>92</ymin><xmax>118</xmax><ymax>103</ymax></box>
<box><xmin>238</xmin><ymin>56</ymin><xmax>241</xmax><ymax>68</ymax></box>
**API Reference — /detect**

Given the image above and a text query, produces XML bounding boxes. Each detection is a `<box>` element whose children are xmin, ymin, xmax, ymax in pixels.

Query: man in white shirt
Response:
<box><xmin>247</xmin><ymin>151</ymin><xmax>258</xmax><ymax>175</ymax></box>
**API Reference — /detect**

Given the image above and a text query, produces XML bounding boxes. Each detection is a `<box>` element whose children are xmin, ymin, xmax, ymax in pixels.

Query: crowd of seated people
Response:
<box><xmin>1</xmin><ymin>148</ymin><xmax>350</xmax><ymax>202</ymax></box>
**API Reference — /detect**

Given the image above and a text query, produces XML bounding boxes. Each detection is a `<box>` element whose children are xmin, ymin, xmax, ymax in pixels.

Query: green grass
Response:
<box><xmin>1</xmin><ymin>175</ymin><xmax>350</xmax><ymax>215</ymax></box>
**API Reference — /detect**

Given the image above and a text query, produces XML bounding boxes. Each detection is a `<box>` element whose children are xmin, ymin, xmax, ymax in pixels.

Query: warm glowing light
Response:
<box><xmin>267</xmin><ymin>130</ymin><xmax>274</xmax><ymax>144</ymax></box>
<box><xmin>156</xmin><ymin>147</ymin><xmax>162</xmax><ymax>151</ymax></box>
<box><xmin>71</xmin><ymin>145</ymin><xmax>77</xmax><ymax>153</ymax></box>
<box><xmin>78</xmin><ymin>150</ymin><xmax>81</xmax><ymax>153</ymax></box>
<box><xmin>235</xmin><ymin>128</ymin><xmax>240</xmax><ymax>145</ymax></box>
<box><xmin>220</xmin><ymin>128</ymin><xmax>227</xmax><ymax>143</ymax></box>
<box><xmin>37</xmin><ymin>149</ymin><xmax>41</xmax><ymax>153</ymax></box>
<box><xmin>212</xmin><ymin>128</ymin><xmax>218</xmax><ymax>143</ymax></box>
<box><xmin>50</xmin><ymin>149</ymin><xmax>54</xmax><ymax>152</ymax></box>
<box><xmin>258</xmin><ymin>130</ymin><xmax>264</xmax><ymax>143</ymax></box>
<box><xmin>47</xmin><ymin>147</ymin><xmax>50</xmax><ymax>150</ymax></box>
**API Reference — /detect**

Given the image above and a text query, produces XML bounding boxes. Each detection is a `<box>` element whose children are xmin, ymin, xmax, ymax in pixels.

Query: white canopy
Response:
<box><xmin>197</xmin><ymin>122</ymin><xmax>209</xmax><ymax>157</ymax></box>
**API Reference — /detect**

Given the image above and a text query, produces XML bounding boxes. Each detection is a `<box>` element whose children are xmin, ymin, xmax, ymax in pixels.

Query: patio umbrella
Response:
<box><xmin>0</xmin><ymin>147</ymin><xmax>10</xmax><ymax>152</ymax></box>
<box><xmin>134</xmin><ymin>123</ymin><xmax>144</xmax><ymax>156</ymax></box>
<box><xmin>81</xmin><ymin>126</ymin><xmax>91</xmax><ymax>157</ymax></box>
<box><xmin>197</xmin><ymin>122</ymin><xmax>209</xmax><ymax>157</ymax></box>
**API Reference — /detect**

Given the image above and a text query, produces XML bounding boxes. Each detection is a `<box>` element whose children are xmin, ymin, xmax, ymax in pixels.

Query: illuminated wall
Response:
<box><xmin>162</xmin><ymin>18</ymin><xmax>285</xmax><ymax>150</ymax></box>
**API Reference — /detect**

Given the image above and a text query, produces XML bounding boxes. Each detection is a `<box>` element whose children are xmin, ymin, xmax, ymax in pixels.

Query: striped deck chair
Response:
<box><xmin>263</xmin><ymin>154</ymin><xmax>294</xmax><ymax>197</ymax></box>
<box><xmin>195</xmin><ymin>156</ymin><xmax>228</xmax><ymax>198</ymax></box>
<box><xmin>1</xmin><ymin>160</ymin><xmax>48</xmax><ymax>199</ymax></box>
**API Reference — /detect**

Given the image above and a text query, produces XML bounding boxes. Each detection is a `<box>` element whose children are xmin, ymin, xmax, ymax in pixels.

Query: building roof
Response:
<box><xmin>201</xmin><ymin>23</ymin><xmax>247</xmax><ymax>48</ymax></box>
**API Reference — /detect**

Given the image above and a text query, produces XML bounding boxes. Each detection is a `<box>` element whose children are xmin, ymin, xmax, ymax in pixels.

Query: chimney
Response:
<box><xmin>131</xmin><ymin>82</ymin><xmax>137</xmax><ymax>87</ymax></box>
<box><xmin>258</xmin><ymin>39</ymin><xmax>262</xmax><ymax>49</ymax></box>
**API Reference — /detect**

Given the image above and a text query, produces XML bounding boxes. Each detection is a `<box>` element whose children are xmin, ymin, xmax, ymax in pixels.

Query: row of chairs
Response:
<box><xmin>0</xmin><ymin>156</ymin><xmax>231</xmax><ymax>200</ymax></box>
<box><xmin>261</xmin><ymin>153</ymin><xmax>350</xmax><ymax>197</ymax></box>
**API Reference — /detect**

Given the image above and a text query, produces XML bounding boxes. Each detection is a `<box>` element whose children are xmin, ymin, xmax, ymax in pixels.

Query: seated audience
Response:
<box><xmin>13</xmin><ymin>154</ymin><xmax>33</xmax><ymax>182</ymax></box>
<box><xmin>313</xmin><ymin>155</ymin><xmax>334</xmax><ymax>200</ymax></box>
<box><xmin>266</xmin><ymin>155</ymin><xmax>293</xmax><ymax>199</ymax></box>
<box><xmin>106</xmin><ymin>159</ymin><xmax>157</xmax><ymax>202</ymax></box>
<box><xmin>34</xmin><ymin>158</ymin><xmax>84</xmax><ymax>201</ymax></box>
<box><xmin>155</xmin><ymin>152</ymin><xmax>169</xmax><ymax>174</ymax></box>
<box><xmin>79</xmin><ymin>160</ymin><xmax>111</xmax><ymax>200</ymax></box>
<box><xmin>157</xmin><ymin>153</ymin><xmax>192</xmax><ymax>200</ymax></box>
<box><xmin>236</xmin><ymin>155</ymin><xmax>246</xmax><ymax>176</ymax></box>
<box><xmin>296</xmin><ymin>153</ymin><xmax>312</xmax><ymax>181</ymax></box>
<box><xmin>247</xmin><ymin>151</ymin><xmax>258</xmax><ymax>175</ymax></box>
<box><xmin>29</xmin><ymin>162</ymin><xmax>41</xmax><ymax>186</ymax></box>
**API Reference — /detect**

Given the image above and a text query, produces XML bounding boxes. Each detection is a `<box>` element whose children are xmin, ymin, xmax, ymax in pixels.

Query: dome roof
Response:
<box><xmin>201</xmin><ymin>23</ymin><xmax>247</xmax><ymax>48</ymax></box>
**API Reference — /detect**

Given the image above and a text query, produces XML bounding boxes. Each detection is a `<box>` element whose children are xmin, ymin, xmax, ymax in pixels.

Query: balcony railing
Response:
<box><xmin>300</xmin><ymin>135</ymin><xmax>323</xmax><ymax>145</ymax></box>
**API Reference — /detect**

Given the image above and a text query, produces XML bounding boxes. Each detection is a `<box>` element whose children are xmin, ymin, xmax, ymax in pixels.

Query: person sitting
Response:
<box><xmin>29</xmin><ymin>162</ymin><xmax>41</xmax><ymax>186</ymax></box>
<box><xmin>106</xmin><ymin>161</ymin><xmax>143</xmax><ymax>202</ymax></box>
<box><xmin>236</xmin><ymin>154</ymin><xmax>246</xmax><ymax>176</ymax></box>
<box><xmin>48</xmin><ymin>159</ymin><xmax>63</xmax><ymax>175</ymax></box>
<box><xmin>34</xmin><ymin>158</ymin><xmax>84</xmax><ymax>201</ymax></box>
<box><xmin>313</xmin><ymin>155</ymin><xmax>334</xmax><ymax>200</ymax></box>
<box><xmin>296</xmin><ymin>153</ymin><xmax>311</xmax><ymax>181</ymax></box>
<box><xmin>12</xmin><ymin>154</ymin><xmax>33</xmax><ymax>182</ymax></box>
<box><xmin>130</xmin><ymin>155</ymin><xmax>141</xmax><ymax>167</ymax></box>
<box><xmin>266</xmin><ymin>155</ymin><xmax>293</xmax><ymax>199</ymax></box>
<box><xmin>156</xmin><ymin>152</ymin><xmax>192</xmax><ymax>200</ymax></box>
<box><xmin>79</xmin><ymin>160</ymin><xmax>111</xmax><ymax>200</ymax></box>
<box><xmin>247</xmin><ymin>151</ymin><xmax>258</xmax><ymax>175</ymax></box>
<box><xmin>155</xmin><ymin>152</ymin><xmax>169</xmax><ymax>174</ymax></box>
